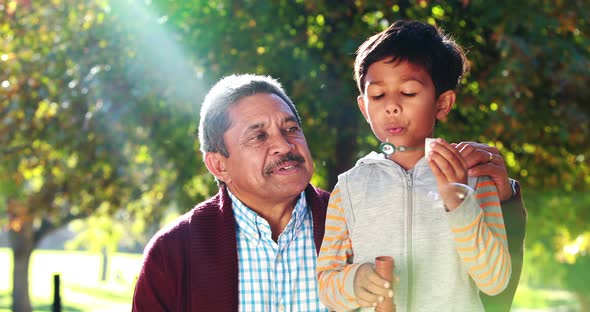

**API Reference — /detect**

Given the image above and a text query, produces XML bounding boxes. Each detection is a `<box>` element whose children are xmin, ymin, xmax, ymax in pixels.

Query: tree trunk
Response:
<box><xmin>9</xmin><ymin>207</ymin><xmax>34</xmax><ymax>312</ymax></box>
<box><xmin>100</xmin><ymin>246</ymin><xmax>109</xmax><ymax>281</ymax></box>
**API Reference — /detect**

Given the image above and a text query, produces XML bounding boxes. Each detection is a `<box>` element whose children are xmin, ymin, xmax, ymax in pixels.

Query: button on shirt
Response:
<box><xmin>229</xmin><ymin>190</ymin><xmax>327</xmax><ymax>312</ymax></box>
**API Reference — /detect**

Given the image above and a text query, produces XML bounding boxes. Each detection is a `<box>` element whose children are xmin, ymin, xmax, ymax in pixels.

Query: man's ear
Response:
<box><xmin>435</xmin><ymin>90</ymin><xmax>456</xmax><ymax>121</ymax></box>
<box><xmin>204</xmin><ymin>152</ymin><xmax>230</xmax><ymax>184</ymax></box>
<box><xmin>357</xmin><ymin>95</ymin><xmax>369</xmax><ymax>122</ymax></box>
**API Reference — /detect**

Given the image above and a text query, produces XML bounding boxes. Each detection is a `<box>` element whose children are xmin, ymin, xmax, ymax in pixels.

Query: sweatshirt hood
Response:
<box><xmin>356</xmin><ymin>151</ymin><xmax>429</xmax><ymax>169</ymax></box>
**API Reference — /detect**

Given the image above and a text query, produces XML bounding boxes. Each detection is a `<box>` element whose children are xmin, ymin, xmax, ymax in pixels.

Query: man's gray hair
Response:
<box><xmin>198</xmin><ymin>74</ymin><xmax>301</xmax><ymax>158</ymax></box>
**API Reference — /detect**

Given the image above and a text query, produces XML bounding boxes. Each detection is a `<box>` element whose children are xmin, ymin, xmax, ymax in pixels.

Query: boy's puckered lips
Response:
<box><xmin>386</xmin><ymin>126</ymin><xmax>405</xmax><ymax>135</ymax></box>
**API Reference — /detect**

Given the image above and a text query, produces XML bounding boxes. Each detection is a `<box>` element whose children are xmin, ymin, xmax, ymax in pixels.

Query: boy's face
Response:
<box><xmin>357</xmin><ymin>58</ymin><xmax>454</xmax><ymax>151</ymax></box>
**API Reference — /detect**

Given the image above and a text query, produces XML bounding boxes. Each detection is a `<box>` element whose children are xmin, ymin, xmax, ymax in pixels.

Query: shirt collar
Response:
<box><xmin>228</xmin><ymin>190</ymin><xmax>308</xmax><ymax>243</ymax></box>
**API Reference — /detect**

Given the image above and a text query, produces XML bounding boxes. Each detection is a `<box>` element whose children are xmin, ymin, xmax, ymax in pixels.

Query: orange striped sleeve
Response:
<box><xmin>449</xmin><ymin>176</ymin><xmax>511</xmax><ymax>295</ymax></box>
<box><xmin>317</xmin><ymin>184</ymin><xmax>360</xmax><ymax>310</ymax></box>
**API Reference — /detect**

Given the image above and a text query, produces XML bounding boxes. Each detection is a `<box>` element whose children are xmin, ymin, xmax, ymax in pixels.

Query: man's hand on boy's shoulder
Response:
<box><xmin>452</xmin><ymin>141</ymin><xmax>513</xmax><ymax>201</ymax></box>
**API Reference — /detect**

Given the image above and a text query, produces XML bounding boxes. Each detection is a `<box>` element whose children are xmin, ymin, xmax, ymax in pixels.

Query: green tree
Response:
<box><xmin>149</xmin><ymin>0</ymin><xmax>590</xmax><ymax>304</ymax></box>
<box><xmin>2</xmin><ymin>1</ymin><xmax>589</xmax><ymax>311</ymax></box>
<box><xmin>0</xmin><ymin>1</ymin><xmax>194</xmax><ymax>310</ymax></box>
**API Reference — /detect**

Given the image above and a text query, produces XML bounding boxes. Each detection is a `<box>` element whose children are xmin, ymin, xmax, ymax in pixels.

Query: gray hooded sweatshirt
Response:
<box><xmin>317</xmin><ymin>152</ymin><xmax>511</xmax><ymax>312</ymax></box>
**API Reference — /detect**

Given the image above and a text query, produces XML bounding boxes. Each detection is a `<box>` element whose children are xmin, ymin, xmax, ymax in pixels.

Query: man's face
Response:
<box><xmin>215</xmin><ymin>93</ymin><xmax>314</xmax><ymax>208</ymax></box>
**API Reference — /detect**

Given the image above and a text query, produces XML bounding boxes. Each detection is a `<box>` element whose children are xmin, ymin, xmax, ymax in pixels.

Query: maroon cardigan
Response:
<box><xmin>132</xmin><ymin>184</ymin><xmax>330</xmax><ymax>312</ymax></box>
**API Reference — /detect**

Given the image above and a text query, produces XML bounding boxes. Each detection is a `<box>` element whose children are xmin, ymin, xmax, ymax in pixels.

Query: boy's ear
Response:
<box><xmin>357</xmin><ymin>95</ymin><xmax>369</xmax><ymax>122</ymax></box>
<box><xmin>435</xmin><ymin>90</ymin><xmax>456</xmax><ymax>121</ymax></box>
<box><xmin>204</xmin><ymin>152</ymin><xmax>231</xmax><ymax>184</ymax></box>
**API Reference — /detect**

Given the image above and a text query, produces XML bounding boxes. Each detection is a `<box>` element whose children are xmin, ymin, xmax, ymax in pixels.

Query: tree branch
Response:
<box><xmin>0</xmin><ymin>144</ymin><xmax>31</xmax><ymax>156</ymax></box>
<box><xmin>33</xmin><ymin>212</ymin><xmax>86</xmax><ymax>246</ymax></box>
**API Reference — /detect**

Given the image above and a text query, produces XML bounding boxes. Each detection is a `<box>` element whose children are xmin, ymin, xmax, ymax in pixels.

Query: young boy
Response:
<box><xmin>316</xmin><ymin>20</ymin><xmax>511</xmax><ymax>311</ymax></box>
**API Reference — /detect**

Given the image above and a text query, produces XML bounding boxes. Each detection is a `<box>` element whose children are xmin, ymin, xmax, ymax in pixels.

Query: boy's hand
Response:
<box><xmin>353</xmin><ymin>263</ymin><xmax>394</xmax><ymax>308</ymax></box>
<box><xmin>427</xmin><ymin>138</ymin><xmax>469</xmax><ymax>210</ymax></box>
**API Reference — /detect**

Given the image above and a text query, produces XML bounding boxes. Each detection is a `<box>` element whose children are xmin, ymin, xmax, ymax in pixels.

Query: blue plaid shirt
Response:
<box><xmin>229</xmin><ymin>190</ymin><xmax>328</xmax><ymax>312</ymax></box>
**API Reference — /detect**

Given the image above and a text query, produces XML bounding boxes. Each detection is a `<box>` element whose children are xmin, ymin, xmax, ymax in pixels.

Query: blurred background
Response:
<box><xmin>1</xmin><ymin>0</ymin><xmax>588</xmax><ymax>311</ymax></box>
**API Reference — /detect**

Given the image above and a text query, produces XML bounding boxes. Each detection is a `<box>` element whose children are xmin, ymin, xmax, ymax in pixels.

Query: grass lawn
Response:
<box><xmin>513</xmin><ymin>286</ymin><xmax>580</xmax><ymax>311</ymax></box>
<box><xmin>0</xmin><ymin>248</ymin><xmax>142</xmax><ymax>312</ymax></box>
<box><xmin>1</xmin><ymin>248</ymin><xmax>582</xmax><ymax>311</ymax></box>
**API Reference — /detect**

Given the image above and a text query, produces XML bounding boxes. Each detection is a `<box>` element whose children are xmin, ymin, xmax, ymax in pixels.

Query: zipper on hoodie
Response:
<box><xmin>405</xmin><ymin>171</ymin><xmax>413</xmax><ymax>311</ymax></box>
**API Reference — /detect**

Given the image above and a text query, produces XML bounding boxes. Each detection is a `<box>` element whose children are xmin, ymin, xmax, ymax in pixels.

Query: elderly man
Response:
<box><xmin>132</xmin><ymin>74</ymin><xmax>525</xmax><ymax>312</ymax></box>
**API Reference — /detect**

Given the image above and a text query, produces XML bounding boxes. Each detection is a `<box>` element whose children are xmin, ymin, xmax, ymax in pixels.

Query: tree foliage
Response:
<box><xmin>1</xmin><ymin>1</ymin><xmax>195</xmax><ymax>310</ymax></box>
<box><xmin>1</xmin><ymin>0</ymin><xmax>589</xmax><ymax>310</ymax></box>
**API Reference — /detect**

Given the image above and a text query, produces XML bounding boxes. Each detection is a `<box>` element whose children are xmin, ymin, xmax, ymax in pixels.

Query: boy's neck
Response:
<box><xmin>387</xmin><ymin>149</ymin><xmax>425</xmax><ymax>171</ymax></box>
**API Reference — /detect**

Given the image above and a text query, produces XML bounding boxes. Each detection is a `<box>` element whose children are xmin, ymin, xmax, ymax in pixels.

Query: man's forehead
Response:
<box><xmin>240</xmin><ymin>115</ymin><xmax>298</xmax><ymax>132</ymax></box>
<box><xmin>229</xmin><ymin>94</ymin><xmax>296</xmax><ymax>126</ymax></box>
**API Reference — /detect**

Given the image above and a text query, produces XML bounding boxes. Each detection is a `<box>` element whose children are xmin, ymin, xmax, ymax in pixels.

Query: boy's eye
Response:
<box><xmin>371</xmin><ymin>94</ymin><xmax>384</xmax><ymax>100</ymax></box>
<box><xmin>401</xmin><ymin>92</ymin><xmax>416</xmax><ymax>97</ymax></box>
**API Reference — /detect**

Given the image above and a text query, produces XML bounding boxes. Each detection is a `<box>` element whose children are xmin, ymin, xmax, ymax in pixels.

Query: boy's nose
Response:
<box><xmin>385</xmin><ymin>107</ymin><xmax>400</xmax><ymax>114</ymax></box>
<box><xmin>384</xmin><ymin>98</ymin><xmax>401</xmax><ymax>115</ymax></box>
<box><xmin>385</xmin><ymin>101</ymin><xmax>401</xmax><ymax>114</ymax></box>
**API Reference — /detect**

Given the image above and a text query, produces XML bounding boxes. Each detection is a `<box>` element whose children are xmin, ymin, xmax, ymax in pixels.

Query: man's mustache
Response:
<box><xmin>264</xmin><ymin>153</ymin><xmax>305</xmax><ymax>175</ymax></box>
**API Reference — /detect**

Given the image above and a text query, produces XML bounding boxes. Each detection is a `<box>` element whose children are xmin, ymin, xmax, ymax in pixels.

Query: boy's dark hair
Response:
<box><xmin>354</xmin><ymin>20</ymin><xmax>470</xmax><ymax>97</ymax></box>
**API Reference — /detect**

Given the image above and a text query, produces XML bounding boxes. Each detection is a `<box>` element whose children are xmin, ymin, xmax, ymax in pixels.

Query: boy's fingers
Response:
<box><xmin>356</xmin><ymin>288</ymin><xmax>382</xmax><ymax>307</ymax></box>
<box><xmin>353</xmin><ymin>263</ymin><xmax>390</xmax><ymax>306</ymax></box>
<box><xmin>361</xmin><ymin>283</ymin><xmax>388</xmax><ymax>299</ymax></box>
<box><xmin>357</xmin><ymin>299</ymin><xmax>376</xmax><ymax>308</ymax></box>
<box><xmin>367</xmin><ymin>270</ymin><xmax>391</xmax><ymax>288</ymax></box>
<box><xmin>429</xmin><ymin>151</ymin><xmax>460</xmax><ymax>183</ymax></box>
<box><xmin>428</xmin><ymin>156</ymin><xmax>447</xmax><ymax>186</ymax></box>
<box><xmin>355</xmin><ymin>273</ymin><xmax>391</xmax><ymax>304</ymax></box>
<box><xmin>366</xmin><ymin>275</ymin><xmax>393</xmax><ymax>296</ymax></box>
<box><xmin>431</xmin><ymin>140</ymin><xmax>466</xmax><ymax>182</ymax></box>
<box><xmin>438</xmin><ymin>140</ymin><xmax>468</xmax><ymax>173</ymax></box>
